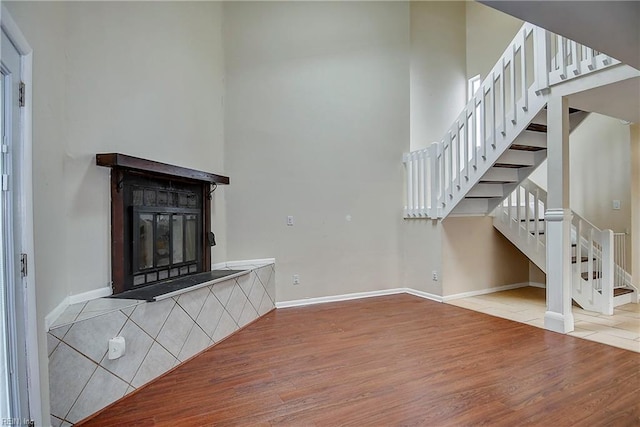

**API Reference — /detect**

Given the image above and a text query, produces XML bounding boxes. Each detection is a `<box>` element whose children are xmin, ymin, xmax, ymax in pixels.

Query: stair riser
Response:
<box><xmin>481</xmin><ymin>168</ymin><xmax>519</xmax><ymax>183</ymax></box>
<box><xmin>496</xmin><ymin>150</ymin><xmax>537</xmax><ymax>167</ymax></box>
<box><xmin>467</xmin><ymin>184</ymin><xmax>504</xmax><ymax>198</ymax></box>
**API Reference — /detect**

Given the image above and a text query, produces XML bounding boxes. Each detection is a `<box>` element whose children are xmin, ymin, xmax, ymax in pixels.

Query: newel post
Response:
<box><xmin>600</xmin><ymin>229</ymin><xmax>614</xmax><ymax>315</ymax></box>
<box><xmin>544</xmin><ymin>96</ymin><xmax>574</xmax><ymax>334</ymax></box>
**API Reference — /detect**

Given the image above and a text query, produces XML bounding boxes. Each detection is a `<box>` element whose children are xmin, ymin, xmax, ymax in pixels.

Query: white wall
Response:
<box><xmin>402</xmin><ymin>1</ymin><xmax>467</xmax><ymax>295</ymax></box>
<box><xmin>442</xmin><ymin>217</ymin><xmax>530</xmax><ymax>295</ymax></box>
<box><xmin>631</xmin><ymin>124</ymin><xmax>639</xmax><ymax>280</ymax></box>
<box><xmin>3</xmin><ymin>2</ymin><xmax>68</xmax><ymax>420</ymax></box>
<box><xmin>410</xmin><ymin>1</ymin><xmax>466</xmax><ymax>151</ymax></box>
<box><xmin>5</xmin><ymin>2</ymin><xmax>226</xmax><ymax>421</ymax></box>
<box><xmin>223</xmin><ymin>2</ymin><xmax>409</xmax><ymax>302</ymax></box>
<box><xmin>465</xmin><ymin>2</ymin><xmax>522</xmax><ymax>82</ymax></box>
<box><xmin>530</xmin><ymin>114</ymin><xmax>631</xmax><ymax>234</ymax></box>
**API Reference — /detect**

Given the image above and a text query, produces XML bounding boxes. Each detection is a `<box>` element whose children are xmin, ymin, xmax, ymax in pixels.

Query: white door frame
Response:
<box><xmin>1</xmin><ymin>6</ymin><xmax>41</xmax><ymax>425</ymax></box>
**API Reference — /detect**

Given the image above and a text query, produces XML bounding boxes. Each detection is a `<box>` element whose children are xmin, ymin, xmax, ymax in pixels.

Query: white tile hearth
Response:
<box><xmin>258</xmin><ymin>292</ymin><xmax>275</xmax><ymax>316</ymax></box>
<box><xmin>226</xmin><ymin>284</ymin><xmax>249</xmax><ymax>323</ymax></box>
<box><xmin>131</xmin><ymin>342</ymin><xmax>178</xmax><ymax>388</ymax></box>
<box><xmin>196</xmin><ymin>291</ymin><xmax>225</xmax><ymax>338</ymax></box>
<box><xmin>212</xmin><ymin>310</ymin><xmax>238</xmax><ymax>342</ymax></box>
<box><xmin>178</xmin><ymin>324</ymin><xmax>212</xmax><ymax>362</ymax></box>
<box><xmin>66</xmin><ymin>366</ymin><xmax>128</xmax><ymax>424</ymax></box>
<box><xmin>238</xmin><ymin>300</ymin><xmax>259</xmax><ymax>327</ymax></box>
<box><xmin>63</xmin><ymin>310</ymin><xmax>128</xmax><ymax>364</ymax></box>
<box><xmin>47</xmin><ymin>333</ymin><xmax>60</xmax><ymax>357</ymax></box>
<box><xmin>100</xmin><ymin>320</ymin><xmax>154</xmax><ymax>383</ymax></box>
<box><xmin>75</xmin><ymin>298</ymin><xmax>141</xmax><ymax>323</ymax></box>
<box><xmin>47</xmin><ymin>261</ymin><xmax>276</xmax><ymax>425</ymax></box>
<box><xmin>177</xmin><ymin>286</ymin><xmax>210</xmax><ymax>321</ymax></box>
<box><xmin>237</xmin><ymin>273</ymin><xmax>256</xmax><ymax>297</ymax></box>
<box><xmin>48</xmin><ymin>342</ymin><xmax>97</xmax><ymax>420</ymax></box>
<box><xmin>212</xmin><ymin>280</ymin><xmax>234</xmax><ymax>306</ymax></box>
<box><xmin>129</xmin><ymin>297</ymin><xmax>174</xmax><ymax>339</ymax></box>
<box><xmin>156</xmin><ymin>303</ymin><xmax>194</xmax><ymax>358</ymax></box>
<box><xmin>248</xmin><ymin>277</ymin><xmax>266</xmax><ymax>311</ymax></box>
<box><xmin>50</xmin><ymin>302</ymin><xmax>86</xmax><ymax>329</ymax></box>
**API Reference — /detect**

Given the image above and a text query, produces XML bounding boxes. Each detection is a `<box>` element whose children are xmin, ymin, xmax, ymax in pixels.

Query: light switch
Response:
<box><xmin>612</xmin><ymin>200</ymin><xmax>621</xmax><ymax>210</ymax></box>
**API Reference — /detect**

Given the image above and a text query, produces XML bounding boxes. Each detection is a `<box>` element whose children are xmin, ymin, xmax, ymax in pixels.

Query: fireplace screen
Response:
<box><xmin>97</xmin><ymin>153</ymin><xmax>229</xmax><ymax>295</ymax></box>
<box><xmin>126</xmin><ymin>175</ymin><xmax>204</xmax><ymax>288</ymax></box>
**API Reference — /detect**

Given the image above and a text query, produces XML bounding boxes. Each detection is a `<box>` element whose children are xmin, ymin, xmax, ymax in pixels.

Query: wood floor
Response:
<box><xmin>79</xmin><ymin>294</ymin><xmax>640</xmax><ymax>426</ymax></box>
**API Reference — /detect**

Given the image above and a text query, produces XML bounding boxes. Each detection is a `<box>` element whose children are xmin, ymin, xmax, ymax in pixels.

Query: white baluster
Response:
<box><xmin>557</xmin><ymin>36</ymin><xmax>567</xmax><ymax>79</ymax></box>
<box><xmin>429</xmin><ymin>142</ymin><xmax>439</xmax><ymax>219</ymax></box>
<box><xmin>500</xmin><ymin>62</ymin><xmax>506</xmax><ymax>136</ymax></box>
<box><xmin>414</xmin><ymin>152</ymin><xmax>420</xmax><ymax>216</ymax></box>
<box><xmin>533</xmin><ymin>25</ymin><xmax>550</xmax><ymax>94</ymax></box>
<box><xmin>464</xmin><ymin>112</ymin><xmax>470</xmax><ymax>179</ymax></box>
<box><xmin>570</xmin><ymin>41</ymin><xmax>581</xmax><ymax>75</ymax></box>
<box><xmin>405</xmin><ymin>153</ymin><xmax>412</xmax><ymax>217</ymax></box>
<box><xmin>574</xmin><ymin>219</ymin><xmax>582</xmax><ymax>293</ymax></box>
<box><xmin>520</xmin><ymin>28</ymin><xmax>528</xmax><ymax>111</ymax></box>
<box><xmin>455</xmin><ymin>123</ymin><xmax>461</xmax><ymax>188</ymax></box>
<box><xmin>510</xmin><ymin>45</ymin><xmax>517</xmax><ymax>124</ymax></box>
<box><xmin>417</xmin><ymin>150</ymin><xmax>426</xmax><ymax>216</ymax></box>
<box><xmin>601</xmin><ymin>229</ymin><xmax>614</xmax><ymax>315</ymax></box>
<box><xmin>491</xmin><ymin>74</ymin><xmax>497</xmax><ymax>148</ymax></box>
<box><xmin>516</xmin><ymin>186</ymin><xmax>522</xmax><ymax>236</ymax></box>
<box><xmin>480</xmin><ymin>89</ymin><xmax>486</xmax><ymax>160</ymax></box>
<box><xmin>587</xmin><ymin>228</ymin><xmax>594</xmax><ymax>300</ymax></box>
<box><xmin>534</xmin><ymin>188</ymin><xmax>540</xmax><ymax>251</ymax></box>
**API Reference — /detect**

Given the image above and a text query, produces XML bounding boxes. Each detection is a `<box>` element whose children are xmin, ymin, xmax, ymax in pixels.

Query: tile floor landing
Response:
<box><xmin>447</xmin><ymin>286</ymin><xmax>639</xmax><ymax>353</ymax></box>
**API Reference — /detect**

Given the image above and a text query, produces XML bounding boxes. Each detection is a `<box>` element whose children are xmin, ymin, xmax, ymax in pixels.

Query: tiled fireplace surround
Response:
<box><xmin>47</xmin><ymin>261</ymin><xmax>276</xmax><ymax>426</ymax></box>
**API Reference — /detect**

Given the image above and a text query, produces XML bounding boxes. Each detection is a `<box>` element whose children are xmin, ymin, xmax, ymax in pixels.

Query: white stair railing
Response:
<box><xmin>403</xmin><ymin>23</ymin><xmax>620</xmax><ymax>219</ymax></box>
<box><xmin>494</xmin><ymin>179</ymin><xmax>634</xmax><ymax>314</ymax></box>
<box><xmin>613</xmin><ymin>233</ymin><xmax>628</xmax><ymax>288</ymax></box>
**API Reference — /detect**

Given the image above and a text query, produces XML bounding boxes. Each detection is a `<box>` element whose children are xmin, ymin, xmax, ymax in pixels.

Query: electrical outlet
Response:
<box><xmin>287</xmin><ymin>215</ymin><xmax>294</xmax><ymax>226</ymax></box>
<box><xmin>432</xmin><ymin>270</ymin><xmax>438</xmax><ymax>281</ymax></box>
<box><xmin>292</xmin><ymin>274</ymin><xmax>300</xmax><ymax>285</ymax></box>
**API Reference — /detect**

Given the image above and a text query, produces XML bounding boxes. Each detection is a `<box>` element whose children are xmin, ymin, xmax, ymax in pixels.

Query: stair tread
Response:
<box><xmin>613</xmin><ymin>288</ymin><xmax>635</xmax><ymax>297</ymax></box>
<box><xmin>493</xmin><ymin>163</ymin><xmax>529</xmax><ymax>169</ymax></box>
<box><xmin>510</xmin><ymin>143</ymin><xmax>546</xmax><ymax>152</ymax></box>
<box><xmin>525</xmin><ymin>123</ymin><xmax>548</xmax><ymax>133</ymax></box>
<box><xmin>520</xmin><ymin>218</ymin><xmax>545</xmax><ymax>222</ymax></box>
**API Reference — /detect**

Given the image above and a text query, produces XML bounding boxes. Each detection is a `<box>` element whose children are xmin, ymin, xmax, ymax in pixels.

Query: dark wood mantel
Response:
<box><xmin>97</xmin><ymin>153</ymin><xmax>228</xmax><ymax>295</ymax></box>
<box><xmin>96</xmin><ymin>153</ymin><xmax>229</xmax><ymax>185</ymax></box>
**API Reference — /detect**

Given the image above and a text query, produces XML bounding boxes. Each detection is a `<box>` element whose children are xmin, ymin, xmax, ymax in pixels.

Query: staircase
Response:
<box><xmin>494</xmin><ymin>179</ymin><xmax>638</xmax><ymax>314</ymax></box>
<box><xmin>403</xmin><ymin>22</ymin><xmax>637</xmax><ymax>219</ymax></box>
<box><xmin>403</xmin><ymin>22</ymin><xmax>640</xmax><ymax>317</ymax></box>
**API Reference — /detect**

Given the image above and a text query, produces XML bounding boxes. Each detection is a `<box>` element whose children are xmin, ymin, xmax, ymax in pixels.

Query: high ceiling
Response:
<box><xmin>480</xmin><ymin>1</ymin><xmax>640</xmax><ymax>70</ymax></box>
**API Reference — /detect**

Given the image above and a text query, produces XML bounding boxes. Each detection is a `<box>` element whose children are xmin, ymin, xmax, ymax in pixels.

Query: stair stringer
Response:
<box><xmin>493</xmin><ymin>179</ymin><xmax>638</xmax><ymax>312</ymax></box>
<box><xmin>440</xmin><ymin>89</ymin><xmax>548</xmax><ymax>219</ymax></box>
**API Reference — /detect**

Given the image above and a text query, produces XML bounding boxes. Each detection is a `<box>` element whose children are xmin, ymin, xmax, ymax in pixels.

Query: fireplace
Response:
<box><xmin>97</xmin><ymin>153</ymin><xmax>229</xmax><ymax>295</ymax></box>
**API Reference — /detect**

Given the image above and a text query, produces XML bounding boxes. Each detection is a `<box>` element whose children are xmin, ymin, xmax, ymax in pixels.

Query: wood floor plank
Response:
<box><xmin>78</xmin><ymin>294</ymin><xmax>640</xmax><ymax>426</ymax></box>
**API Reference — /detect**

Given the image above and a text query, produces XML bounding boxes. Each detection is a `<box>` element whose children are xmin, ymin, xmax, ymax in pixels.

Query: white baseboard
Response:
<box><xmin>404</xmin><ymin>288</ymin><xmax>443</xmax><ymax>302</ymax></box>
<box><xmin>45</xmin><ymin>285</ymin><xmax>112</xmax><ymax>331</ymax></box>
<box><xmin>529</xmin><ymin>281</ymin><xmax>546</xmax><ymax>289</ymax></box>
<box><xmin>68</xmin><ymin>286</ymin><xmax>112</xmax><ymax>305</ymax></box>
<box><xmin>44</xmin><ymin>298</ymin><xmax>70</xmax><ymax>331</ymax></box>
<box><xmin>441</xmin><ymin>282</ymin><xmax>531</xmax><ymax>302</ymax></box>
<box><xmin>276</xmin><ymin>287</ymin><xmax>447</xmax><ymax>309</ymax></box>
<box><xmin>276</xmin><ymin>288</ymin><xmax>405</xmax><ymax>309</ymax></box>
